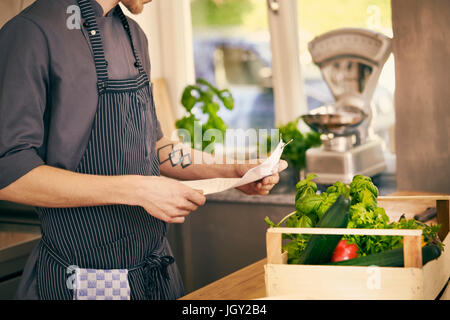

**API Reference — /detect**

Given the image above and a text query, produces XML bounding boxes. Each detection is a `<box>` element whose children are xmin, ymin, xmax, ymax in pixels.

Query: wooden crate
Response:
<box><xmin>264</xmin><ymin>196</ymin><xmax>450</xmax><ymax>300</ymax></box>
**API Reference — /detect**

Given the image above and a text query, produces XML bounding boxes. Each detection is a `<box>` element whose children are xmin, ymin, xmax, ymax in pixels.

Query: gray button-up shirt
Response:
<box><xmin>0</xmin><ymin>0</ymin><xmax>163</xmax><ymax>189</ymax></box>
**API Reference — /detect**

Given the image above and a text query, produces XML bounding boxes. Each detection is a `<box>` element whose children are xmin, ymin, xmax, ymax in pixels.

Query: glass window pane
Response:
<box><xmin>190</xmin><ymin>0</ymin><xmax>274</xmax><ymax>131</ymax></box>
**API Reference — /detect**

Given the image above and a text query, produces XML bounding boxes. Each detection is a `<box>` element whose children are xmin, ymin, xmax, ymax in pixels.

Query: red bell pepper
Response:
<box><xmin>331</xmin><ymin>240</ymin><xmax>359</xmax><ymax>262</ymax></box>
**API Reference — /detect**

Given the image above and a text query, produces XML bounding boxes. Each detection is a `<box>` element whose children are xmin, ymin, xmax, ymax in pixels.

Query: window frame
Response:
<box><xmin>267</xmin><ymin>0</ymin><xmax>307</xmax><ymax>126</ymax></box>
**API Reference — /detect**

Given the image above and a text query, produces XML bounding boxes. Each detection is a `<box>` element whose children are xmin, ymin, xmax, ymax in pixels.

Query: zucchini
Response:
<box><xmin>327</xmin><ymin>244</ymin><xmax>442</xmax><ymax>267</ymax></box>
<box><xmin>298</xmin><ymin>194</ymin><xmax>350</xmax><ymax>265</ymax></box>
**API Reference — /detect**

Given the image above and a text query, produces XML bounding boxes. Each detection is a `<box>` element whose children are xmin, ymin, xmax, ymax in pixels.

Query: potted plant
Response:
<box><xmin>175</xmin><ymin>78</ymin><xmax>234</xmax><ymax>152</ymax></box>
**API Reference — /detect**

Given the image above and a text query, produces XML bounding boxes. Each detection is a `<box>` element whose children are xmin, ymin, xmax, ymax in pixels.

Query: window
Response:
<box><xmin>188</xmin><ymin>0</ymin><xmax>396</xmax><ymax>173</ymax></box>
<box><xmin>190</xmin><ymin>0</ymin><xmax>275</xmax><ymax>130</ymax></box>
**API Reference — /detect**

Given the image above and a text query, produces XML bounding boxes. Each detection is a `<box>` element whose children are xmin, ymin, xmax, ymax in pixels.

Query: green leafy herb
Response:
<box><xmin>316</xmin><ymin>192</ymin><xmax>339</xmax><ymax>220</ymax></box>
<box><xmin>176</xmin><ymin>78</ymin><xmax>234</xmax><ymax>151</ymax></box>
<box><xmin>266</xmin><ymin>119</ymin><xmax>321</xmax><ymax>174</ymax></box>
<box><xmin>326</xmin><ymin>181</ymin><xmax>350</xmax><ymax>198</ymax></box>
<box><xmin>295</xmin><ymin>173</ymin><xmax>318</xmax><ymax>202</ymax></box>
<box><xmin>264</xmin><ymin>216</ymin><xmax>278</xmax><ymax>228</ymax></box>
<box><xmin>344</xmin><ymin>175</ymin><xmax>442</xmax><ymax>256</ymax></box>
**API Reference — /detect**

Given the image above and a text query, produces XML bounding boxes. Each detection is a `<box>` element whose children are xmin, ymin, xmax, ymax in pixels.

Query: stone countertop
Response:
<box><xmin>206</xmin><ymin>188</ymin><xmax>296</xmax><ymax>205</ymax></box>
<box><xmin>206</xmin><ymin>172</ymin><xmax>397</xmax><ymax>205</ymax></box>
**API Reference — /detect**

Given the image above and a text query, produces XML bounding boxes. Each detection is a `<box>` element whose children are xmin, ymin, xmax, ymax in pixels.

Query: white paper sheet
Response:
<box><xmin>180</xmin><ymin>140</ymin><xmax>288</xmax><ymax>195</ymax></box>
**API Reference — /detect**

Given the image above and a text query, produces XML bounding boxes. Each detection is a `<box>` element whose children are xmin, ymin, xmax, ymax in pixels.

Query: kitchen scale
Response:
<box><xmin>302</xmin><ymin>28</ymin><xmax>392</xmax><ymax>185</ymax></box>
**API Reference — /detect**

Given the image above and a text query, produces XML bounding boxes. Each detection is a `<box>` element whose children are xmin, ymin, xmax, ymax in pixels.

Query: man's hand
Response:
<box><xmin>235</xmin><ymin>160</ymin><xmax>288</xmax><ymax>195</ymax></box>
<box><xmin>134</xmin><ymin>176</ymin><xmax>206</xmax><ymax>223</ymax></box>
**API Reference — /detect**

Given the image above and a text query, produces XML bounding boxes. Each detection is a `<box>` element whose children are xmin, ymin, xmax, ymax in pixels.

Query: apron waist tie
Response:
<box><xmin>130</xmin><ymin>254</ymin><xmax>175</xmax><ymax>299</ymax></box>
<box><xmin>40</xmin><ymin>237</ymin><xmax>71</xmax><ymax>268</ymax></box>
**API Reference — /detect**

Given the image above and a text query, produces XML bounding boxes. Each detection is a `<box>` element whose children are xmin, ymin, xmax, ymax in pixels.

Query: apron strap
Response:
<box><xmin>114</xmin><ymin>5</ymin><xmax>147</xmax><ymax>75</ymax></box>
<box><xmin>76</xmin><ymin>0</ymin><xmax>148</xmax><ymax>89</ymax></box>
<box><xmin>77</xmin><ymin>0</ymin><xmax>109</xmax><ymax>84</ymax></box>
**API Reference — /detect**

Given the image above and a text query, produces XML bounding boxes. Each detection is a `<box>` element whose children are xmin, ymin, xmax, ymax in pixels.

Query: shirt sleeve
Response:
<box><xmin>0</xmin><ymin>16</ymin><xmax>48</xmax><ymax>189</ymax></box>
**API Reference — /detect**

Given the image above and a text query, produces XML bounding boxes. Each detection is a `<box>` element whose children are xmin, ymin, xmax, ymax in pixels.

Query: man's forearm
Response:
<box><xmin>0</xmin><ymin>165</ymin><xmax>140</xmax><ymax>208</ymax></box>
<box><xmin>157</xmin><ymin>136</ymin><xmax>241</xmax><ymax>181</ymax></box>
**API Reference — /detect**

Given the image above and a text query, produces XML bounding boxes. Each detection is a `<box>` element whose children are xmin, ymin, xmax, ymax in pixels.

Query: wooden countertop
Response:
<box><xmin>180</xmin><ymin>191</ymin><xmax>449</xmax><ymax>300</ymax></box>
<box><xmin>180</xmin><ymin>258</ymin><xmax>267</xmax><ymax>300</ymax></box>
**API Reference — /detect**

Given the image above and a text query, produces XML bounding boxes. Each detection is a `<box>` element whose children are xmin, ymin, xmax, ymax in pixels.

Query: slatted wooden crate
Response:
<box><xmin>264</xmin><ymin>196</ymin><xmax>450</xmax><ymax>299</ymax></box>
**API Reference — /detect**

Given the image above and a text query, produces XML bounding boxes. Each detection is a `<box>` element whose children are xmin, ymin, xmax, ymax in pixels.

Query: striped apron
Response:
<box><xmin>34</xmin><ymin>0</ymin><xmax>184</xmax><ymax>300</ymax></box>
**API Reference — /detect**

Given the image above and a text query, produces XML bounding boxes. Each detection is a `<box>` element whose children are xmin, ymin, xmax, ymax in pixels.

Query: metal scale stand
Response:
<box><xmin>302</xmin><ymin>28</ymin><xmax>392</xmax><ymax>185</ymax></box>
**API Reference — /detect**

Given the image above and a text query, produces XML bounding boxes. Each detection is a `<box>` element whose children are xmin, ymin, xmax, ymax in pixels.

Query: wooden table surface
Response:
<box><xmin>180</xmin><ymin>258</ymin><xmax>267</xmax><ymax>300</ymax></box>
<box><xmin>180</xmin><ymin>191</ymin><xmax>449</xmax><ymax>300</ymax></box>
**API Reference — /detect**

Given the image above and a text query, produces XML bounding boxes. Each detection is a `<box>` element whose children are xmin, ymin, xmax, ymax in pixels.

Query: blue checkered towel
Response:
<box><xmin>73</xmin><ymin>268</ymin><xmax>130</xmax><ymax>300</ymax></box>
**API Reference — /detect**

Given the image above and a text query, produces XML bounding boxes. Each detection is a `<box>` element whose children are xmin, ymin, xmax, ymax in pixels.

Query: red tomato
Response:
<box><xmin>331</xmin><ymin>240</ymin><xmax>359</xmax><ymax>262</ymax></box>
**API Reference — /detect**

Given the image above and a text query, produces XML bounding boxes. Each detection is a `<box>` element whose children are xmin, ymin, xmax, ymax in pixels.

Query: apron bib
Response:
<box><xmin>35</xmin><ymin>0</ymin><xmax>184</xmax><ymax>300</ymax></box>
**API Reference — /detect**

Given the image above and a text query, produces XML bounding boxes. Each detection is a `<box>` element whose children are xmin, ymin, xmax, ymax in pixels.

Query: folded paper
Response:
<box><xmin>180</xmin><ymin>140</ymin><xmax>288</xmax><ymax>195</ymax></box>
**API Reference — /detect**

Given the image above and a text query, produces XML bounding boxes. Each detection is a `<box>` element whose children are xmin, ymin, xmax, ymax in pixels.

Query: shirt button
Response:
<box><xmin>90</xmin><ymin>30</ymin><xmax>97</xmax><ymax>36</ymax></box>
<box><xmin>134</xmin><ymin>61</ymin><xmax>140</xmax><ymax>68</ymax></box>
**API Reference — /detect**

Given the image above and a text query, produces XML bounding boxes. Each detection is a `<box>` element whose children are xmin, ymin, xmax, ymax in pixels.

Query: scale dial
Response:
<box><xmin>321</xmin><ymin>57</ymin><xmax>373</xmax><ymax>97</ymax></box>
<box><xmin>308</xmin><ymin>28</ymin><xmax>391</xmax><ymax>66</ymax></box>
<box><xmin>308</xmin><ymin>28</ymin><xmax>392</xmax><ymax>104</ymax></box>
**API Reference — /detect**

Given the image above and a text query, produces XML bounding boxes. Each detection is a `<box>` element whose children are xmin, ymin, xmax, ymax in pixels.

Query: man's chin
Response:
<box><xmin>121</xmin><ymin>0</ymin><xmax>145</xmax><ymax>14</ymax></box>
<box><xmin>128</xmin><ymin>6</ymin><xmax>144</xmax><ymax>14</ymax></box>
